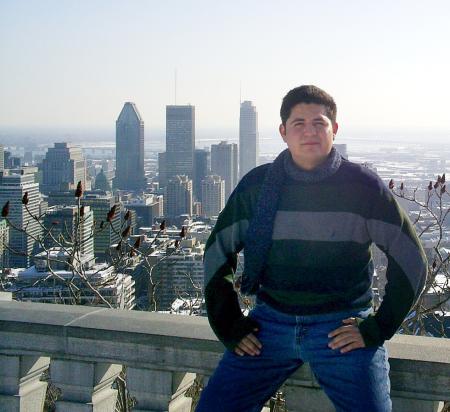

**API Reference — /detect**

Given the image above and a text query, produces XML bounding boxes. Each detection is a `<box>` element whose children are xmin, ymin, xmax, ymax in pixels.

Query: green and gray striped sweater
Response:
<box><xmin>204</xmin><ymin>158</ymin><xmax>428</xmax><ymax>351</ymax></box>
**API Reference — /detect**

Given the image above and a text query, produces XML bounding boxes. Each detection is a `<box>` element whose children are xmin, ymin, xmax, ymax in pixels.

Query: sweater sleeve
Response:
<box><xmin>359</xmin><ymin>184</ymin><xmax>428</xmax><ymax>347</ymax></box>
<box><xmin>203</xmin><ymin>183</ymin><xmax>259</xmax><ymax>351</ymax></box>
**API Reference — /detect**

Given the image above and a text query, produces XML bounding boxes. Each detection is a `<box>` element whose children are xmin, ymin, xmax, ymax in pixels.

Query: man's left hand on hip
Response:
<box><xmin>328</xmin><ymin>317</ymin><xmax>366</xmax><ymax>353</ymax></box>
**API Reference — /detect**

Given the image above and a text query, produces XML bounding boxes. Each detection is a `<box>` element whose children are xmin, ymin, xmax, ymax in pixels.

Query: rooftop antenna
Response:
<box><xmin>174</xmin><ymin>68</ymin><xmax>177</xmax><ymax>105</ymax></box>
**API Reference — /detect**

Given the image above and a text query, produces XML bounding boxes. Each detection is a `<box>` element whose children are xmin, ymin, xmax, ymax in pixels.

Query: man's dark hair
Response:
<box><xmin>280</xmin><ymin>85</ymin><xmax>337</xmax><ymax>125</ymax></box>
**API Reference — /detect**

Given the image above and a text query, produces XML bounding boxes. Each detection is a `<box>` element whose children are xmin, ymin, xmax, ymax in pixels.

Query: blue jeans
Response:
<box><xmin>196</xmin><ymin>301</ymin><xmax>391</xmax><ymax>412</ymax></box>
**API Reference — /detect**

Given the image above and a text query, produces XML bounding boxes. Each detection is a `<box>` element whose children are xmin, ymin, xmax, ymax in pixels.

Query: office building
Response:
<box><xmin>43</xmin><ymin>205</ymin><xmax>95</xmax><ymax>267</ymax></box>
<box><xmin>41</xmin><ymin>143</ymin><xmax>86</xmax><ymax>194</ymax></box>
<box><xmin>149</xmin><ymin>241</ymin><xmax>204</xmax><ymax>310</ymax></box>
<box><xmin>158</xmin><ymin>152</ymin><xmax>167</xmax><ymax>189</ymax></box>
<box><xmin>211</xmin><ymin>141</ymin><xmax>238</xmax><ymax>200</ymax></box>
<box><xmin>201</xmin><ymin>175</ymin><xmax>225</xmax><ymax>218</ymax></box>
<box><xmin>239</xmin><ymin>101</ymin><xmax>259</xmax><ymax>179</ymax></box>
<box><xmin>0</xmin><ymin>170</ymin><xmax>41</xmax><ymax>268</ymax></box>
<box><xmin>166</xmin><ymin>105</ymin><xmax>195</xmax><ymax>181</ymax></box>
<box><xmin>0</xmin><ymin>145</ymin><xmax>4</xmax><ymax>171</ymax></box>
<box><xmin>115</xmin><ymin>102</ymin><xmax>146</xmax><ymax>191</ymax></box>
<box><xmin>82</xmin><ymin>193</ymin><xmax>122</xmax><ymax>261</ymax></box>
<box><xmin>194</xmin><ymin>148</ymin><xmax>210</xmax><ymax>201</ymax></box>
<box><xmin>12</xmin><ymin>255</ymin><xmax>135</xmax><ymax>309</ymax></box>
<box><xmin>166</xmin><ymin>175</ymin><xmax>193</xmax><ymax>218</ymax></box>
<box><xmin>123</xmin><ymin>194</ymin><xmax>163</xmax><ymax>228</ymax></box>
<box><xmin>0</xmin><ymin>219</ymin><xmax>9</xmax><ymax>269</ymax></box>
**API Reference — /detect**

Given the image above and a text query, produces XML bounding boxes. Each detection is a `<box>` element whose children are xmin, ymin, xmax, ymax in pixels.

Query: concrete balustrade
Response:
<box><xmin>0</xmin><ymin>299</ymin><xmax>449</xmax><ymax>412</ymax></box>
<box><xmin>0</xmin><ymin>355</ymin><xmax>50</xmax><ymax>411</ymax></box>
<box><xmin>50</xmin><ymin>360</ymin><xmax>122</xmax><ymax>411</ymax></box>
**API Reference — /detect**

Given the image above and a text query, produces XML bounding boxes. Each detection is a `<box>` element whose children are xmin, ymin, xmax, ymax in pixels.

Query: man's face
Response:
<box><xmin>279</xmin><ymin>103</ymin><xmax>338</xmax><ymax>170</ymax></box>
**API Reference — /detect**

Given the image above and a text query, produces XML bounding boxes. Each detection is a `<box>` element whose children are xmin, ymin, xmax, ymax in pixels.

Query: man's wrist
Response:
<box><xmin>225</xmin><ymin>316</ymin><xmax>260</xmax><ymax>350</ymax></box>
<box><xmin>356</xmin><ymin>315</ymin><xmax>385</xmax><ymax>347</ymax></box>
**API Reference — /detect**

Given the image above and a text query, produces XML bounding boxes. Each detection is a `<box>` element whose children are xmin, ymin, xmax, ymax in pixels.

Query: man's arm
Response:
<box><xmin>203</xmin><ymin>183</ymin><xmax>260</xmax><ymax>352</ymax></box>
<box><xmin>359</xmin><ymin>184</ymin><xmax>428</xmax><ymax>347</ymax></box>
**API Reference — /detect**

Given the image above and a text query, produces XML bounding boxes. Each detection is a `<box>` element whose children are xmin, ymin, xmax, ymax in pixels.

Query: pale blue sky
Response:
<box><xmin>1</xmin><ymin>0</ymin><xmax>450</xmax><ymax>138</ymax></box>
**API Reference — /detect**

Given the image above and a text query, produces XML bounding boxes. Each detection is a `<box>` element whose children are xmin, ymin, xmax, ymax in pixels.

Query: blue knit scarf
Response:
<box><xmin>241</xmin><ymin>147</ymin><xmax>343</xmax><ymax>295</ymax></box>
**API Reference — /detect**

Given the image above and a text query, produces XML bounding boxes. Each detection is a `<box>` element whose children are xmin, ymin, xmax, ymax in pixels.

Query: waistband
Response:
<box><xmin>253</xmin><ymin>299</ymin><xmax>373</xmax><ymax>324</ymax></box>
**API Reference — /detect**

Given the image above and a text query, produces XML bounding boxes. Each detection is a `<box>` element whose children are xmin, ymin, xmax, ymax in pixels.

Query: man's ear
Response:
<box><xmin>279</xmin><ymin>124</ymin><xmax>287</xmax><ymax>142</ymax></box>
<box><xmin>333</xmin><ymin>122</ymin><xmax>339</xmax><ymax>136</ymax></box>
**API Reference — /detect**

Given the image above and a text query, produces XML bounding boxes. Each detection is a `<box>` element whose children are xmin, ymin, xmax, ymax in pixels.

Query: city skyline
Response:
<box><xmin>2</xmin><ymin>0</ymin><xmax>450</xmax><ymax>138</ymax></box>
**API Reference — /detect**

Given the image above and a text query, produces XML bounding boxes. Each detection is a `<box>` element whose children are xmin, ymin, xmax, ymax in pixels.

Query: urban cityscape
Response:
<box><xmin>0</xmin><ymin>99</ymin><xmax>449</xmax><ymax>326</ymax></box>
<box><xmin>1</xmin><ymin>1</ymin><xmax>449</xmax><ymax>411</ymax></box>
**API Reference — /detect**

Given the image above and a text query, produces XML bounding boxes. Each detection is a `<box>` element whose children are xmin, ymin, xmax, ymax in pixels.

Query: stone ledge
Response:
<box><xmin>0</xmin><ymin>300</ymin><xmax>449</xmax><ymax>403</ymax></box>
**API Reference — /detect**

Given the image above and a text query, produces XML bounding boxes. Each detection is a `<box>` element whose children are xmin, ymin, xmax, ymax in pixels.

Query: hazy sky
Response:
<box><xmin>1</xmin><ymin>0</ymin><xmax>450</xmax><ymax>139</ymax></box>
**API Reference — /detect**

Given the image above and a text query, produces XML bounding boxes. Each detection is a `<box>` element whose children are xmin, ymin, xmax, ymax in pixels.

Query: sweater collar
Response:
<box><xmin>283</xmin><ymin>146</ymin><xmax>342</xmax><ymax>183</ymax></box>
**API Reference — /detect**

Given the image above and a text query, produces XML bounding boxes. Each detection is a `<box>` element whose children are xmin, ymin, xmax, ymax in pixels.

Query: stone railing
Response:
<box><xmin>0</xmin><ymin>293</ymin><xmax>449</xmax><ymax>412</ymax></box>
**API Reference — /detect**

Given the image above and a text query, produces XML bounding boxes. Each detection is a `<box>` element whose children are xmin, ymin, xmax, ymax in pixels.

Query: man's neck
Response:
<box><xmin>290</xmin><ymin>155</ymin><xmax>328</xmax><ymax>171</ymax></box>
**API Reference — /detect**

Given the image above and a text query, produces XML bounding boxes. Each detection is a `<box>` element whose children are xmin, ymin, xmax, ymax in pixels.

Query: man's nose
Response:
<box><xmin>303</xmin><ymin>123</ymin><xmax>315</xmax><ymax>135</ymax></box>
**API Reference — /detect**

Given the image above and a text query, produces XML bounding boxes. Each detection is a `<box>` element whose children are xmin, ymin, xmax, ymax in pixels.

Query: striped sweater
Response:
<box><xmin>203</xmin><ymin>157</ymin><xmax>428</xmax><ymax>351</ymax></box>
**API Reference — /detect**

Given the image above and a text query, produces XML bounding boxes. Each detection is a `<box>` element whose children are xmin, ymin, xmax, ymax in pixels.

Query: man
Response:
<box><xmin>196</xmin><ymin>85</ymin><xmax>427</xmax><ymax>412</ymax></box>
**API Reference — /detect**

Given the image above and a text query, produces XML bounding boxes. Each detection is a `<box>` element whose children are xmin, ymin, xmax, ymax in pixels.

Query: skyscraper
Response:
<box><xmin>158</xmin><ymin>152</ymin><xmax>167</xmax><ymax>189</ymax></box>
<box><xmin>41</xmin><ymin>143</ymin><xmax>86</xmax><ymax>194</ymax></box>
<box><xmin>0</xmin><ymin>219</ymin><xmax>9</xmax><ymax>269</ymax></box>
<box><xmin>239</xmin><ymin>101</ymin><xmax>259</xmax><ymax>179</ymax></box>
<box><xmin>211</xmin><ymin>141</ymin><xmax>238</xmax><ymax>200</ymax></box>
<box><xmin>115</xmin><ymin>102</ymin><xmax>146</xmax><ymax>191</ymax></box>
<box><xmin>166</xmin><ymin>105</ymin><xmax>195</xmax><ymax>182</ymax></box>
<box><xmin>201</xmin><ymin>175</ymin><xmax>225</xmax><ymax>218</ymax></box>
<box><xmin>194</xmin><ymin>148</ymin><xmax>210</xmax><ymax>201</ymax></box>
<box><xmin>0</xmin><ymin>170</ymin><xmax>41</xmax><ymax>268</ymax></box>
<box><xmin>166</xmin><ymin>175</ymin><xmax>193</xmax><ymax>218</ymax></box>
<box><xmin>0</xmin><ymin>145</ymin><xmax>4</xmax><ymax>171</ymax></box>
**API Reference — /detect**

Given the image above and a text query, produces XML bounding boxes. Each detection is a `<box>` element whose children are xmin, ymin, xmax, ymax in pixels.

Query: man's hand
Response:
<box><xmin>234</xmin><ymin>328</ymin><xmax>262</xmax><ymax>356</ymax></box>
<box><xmin>328</xmin><ymin>317</ymin><xmax>366</xmax><ymax>354</ymax></box>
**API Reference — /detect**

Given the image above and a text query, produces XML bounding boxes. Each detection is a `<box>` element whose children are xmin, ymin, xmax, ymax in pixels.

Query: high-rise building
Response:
<box><xmin>41</xmin><ymin>143</ymin><xmax>86</xmax><ymax>194</ymax></box>
<box><xmin>201</xmin><ymin>175</ymin><xmax>225</xmax><ymax>218</ymax></box>
<box><xmin>0</xmin><ymin>170</ymin><xmax>41</xmax><ymax>268</ymax></box>
<box><xmin>158</xmin><ymin>152</ymin><xmax>167</xmax><ymax>189</ymax></box>
<box><xmin>82</xmin><ymin>193</ymin><xmax>122</xmax><ymax>261</ymax></box>
<box><xmin>115</xmin><ymin>102</ymin><xmax>146</xmax><ymax>191</ymax></box>
<box><xmin>0</xmin><ymin>219</ymin><xmax>9</xmax><ymax>269</ymax></box>
<box><xmin>150</xmin><ymin>241</ymin><xmax>204</xmax><ymax>310</ymax></box>
<box><xmin>211</xmin><ymin>141</ymin><xmax>238</xmax><ymax>200</ymax></box>
<box><xmin>43</xmin><ymin>205</ymin><xmax>95</xmax><ymax>267</ymax></box>
<box><xmin>0</xmin><ymin>145</ymin><xmax>4</xmax><ymax>171</ymax></box>
<box><xmin>123</xmin><ymin>194</ymin><xmax>163</xmax><ymax>228</ymax></box>
<box><xmin>194</xmin><ymin>148</ymin><xmax>210</xmax><ymax>201</ymax></box>
<box><xmin>166</xmin><ymin>175</ymin><xmax>193</xmax><ymax>217</ymax></box>
<box><xmin>166</xmin><ymin>105</ymin><xmax>195</xmax><ymax>181</ymax></box>
<box><xmin>4</xmin><ymin>151</ymin><xmax>11</xmax><ymax>169</ymax></box>
<box><xmin>239</xmin><ymin>101</ymin><xmax>259</xmax><ymax>179</ymax></box>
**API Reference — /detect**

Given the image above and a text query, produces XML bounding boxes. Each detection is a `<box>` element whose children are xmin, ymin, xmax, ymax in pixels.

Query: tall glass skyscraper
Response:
<box><xmin>239</xmin><ymin>101</ymin><xmax>259</xmax><ymax>179</ymax></box>
<box><xmin>166</xmin><ymin>105</ymin><xmax>195</xmax><ymax>182</ymax></box>
<box><xmin>115</xmin><ymin>102</ymin><xmax>146</xmax><ymax>191</ymax></box>
<box><xmin>211</xmin><ymin>141</ymin><xmax>238</xmax><ymax>201</ymax></box>
<box><xmin>193</xmin><ymin>148</ymin><xmax>210</xmax><ymax>201</ymax></box>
